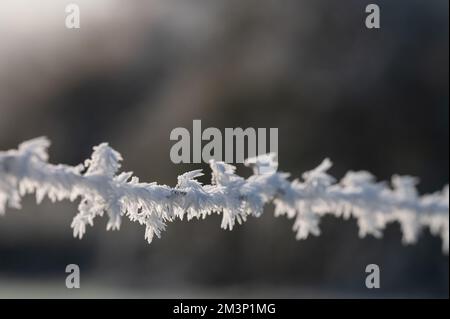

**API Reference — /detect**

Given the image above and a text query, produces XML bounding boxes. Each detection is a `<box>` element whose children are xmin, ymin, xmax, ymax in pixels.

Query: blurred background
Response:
<box><xmin>0</xmin><ymin>0</ymin><xmax>448</xmax><ymax>298</ymax></box>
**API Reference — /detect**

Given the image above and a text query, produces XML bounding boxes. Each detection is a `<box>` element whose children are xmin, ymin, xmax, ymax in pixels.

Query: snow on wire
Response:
<box><xmin>0</xmin><ymin>137</ymin><xmax>448</xmax><ymax>253</ymax></box>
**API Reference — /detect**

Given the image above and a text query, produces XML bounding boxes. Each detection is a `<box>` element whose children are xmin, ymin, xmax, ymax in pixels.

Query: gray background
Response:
<box><xmin>0</xmin><ymin>0</ymin><xmax>448</xmax><ymax>298</ymax></box>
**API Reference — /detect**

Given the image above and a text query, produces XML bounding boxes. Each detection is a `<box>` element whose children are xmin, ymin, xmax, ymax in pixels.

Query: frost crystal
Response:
<box><xmin>0</xmin><ymin>137</ymin><xmax>448</xmax><ymax>253</ymax></box>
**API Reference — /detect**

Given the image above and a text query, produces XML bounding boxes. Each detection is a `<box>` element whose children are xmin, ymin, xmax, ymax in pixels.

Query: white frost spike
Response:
<box><xmin>177</xmin><ymin>170</ymin><xmax>204</xmax><ymax>188</ymax></box>
<box><xmin>18</xmin><ymin>137</ymin><xmax>50</xmax><ymax>162</ymax></box>
<box><xmin>0</xmin><ymin>138</ymin><xmax>448</xmax><ymax>254</ymax></box>
<box><xmin>302</xmin><ymin>158</ymin><xmax>335</xmax><ymax>188</ymax></box>
<box><xmin>245</xmin><ymin>152</ymin><xmax>278</xmax><ymax>175</ymax></box>
<box><xmin>84</xmin><ymin>143</ymin><xmax>122</xmax><ymax>177</ymax></box>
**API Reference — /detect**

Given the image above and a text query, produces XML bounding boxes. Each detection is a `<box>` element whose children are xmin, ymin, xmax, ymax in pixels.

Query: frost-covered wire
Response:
<box><xmin>0</xmin><ymin>137</ymin><xmax>448</xmax><ymax>253</ymax></box>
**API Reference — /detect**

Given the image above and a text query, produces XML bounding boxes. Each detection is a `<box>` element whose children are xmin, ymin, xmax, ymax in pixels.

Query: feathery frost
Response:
<box><xmin>0</xmin><ymin>137</ymin><xmax>448</xmax><ymax>253</ymax></box>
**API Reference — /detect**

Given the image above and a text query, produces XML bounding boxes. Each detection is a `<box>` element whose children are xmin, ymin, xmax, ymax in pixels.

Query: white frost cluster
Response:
<box><xmin>0</xmin><ymin>137</ymin><xmax>448</xmax><ymax>253</ymax></box>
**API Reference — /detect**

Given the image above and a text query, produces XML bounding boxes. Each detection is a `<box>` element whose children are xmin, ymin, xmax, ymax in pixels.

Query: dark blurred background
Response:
<box><xmin>0</xmin><ymin>0</ymin><xmax>448</xmax><ymax>298</ymax></box>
